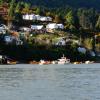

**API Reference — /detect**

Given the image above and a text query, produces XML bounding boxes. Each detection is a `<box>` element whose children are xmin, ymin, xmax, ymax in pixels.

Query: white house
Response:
<box><xmin>46</xmin><ymin>23</ymin><xmax>64</xmax><ymax>29</ymax></box>
<box><xmin>20</xmin><ymin>27</ymin><xmax>31</xmax><ymax>32</ymax></box>
<box><xmin>57</xmin><ymin>24</ymin><xmax>64</xmax><ymax>29</ymax></box>
<box><xmin>4</xmin><ymin>36</ymin><xmax>23</xmax><ymax>45</ymax></box>
<box><xmin>4</xmin><ymin>36</ymin><xmax>13</xmax><ymax>43</ymax></box>
<box><xmin>35</xmin><ymin>15</ymin><xmax>41</xmax><ymax>20</ymax></box>
<box><xmin>40</xmin><ymin>16</ymin><xmax>52</xmax><ymax>22</ymax></box>
<box><xmin>47</xmin><ymin>17</ymin><xmax>52</xmax><ymax>21</ymax></box>
<box><xmin>31</xmin><ymin>25</ymin><xmax>44</xmax><ymax>30</ymax></box>
<box><xmin>23</xmin><ymin>14</ymin><xmax>53</xmax><ymax>22</ymax></box>
<box><xmin>23</xmin><ymin>14</ymin><xmax>36</xmax><ymax>20</ymax></box>
<box><xmin>23</xmin><ymin>14</ymin><xmax>30</xmax><ymax>20</ymax></box>
<box><xmin>40</xmin><ymin>17</ymin><xmax>48</xmax><ymax>21</ymax></box>
<box><xmin>29</xmin><ymin>14</ymin><xmax>36</xmax><ymax>20</ymax></box>
<box><xmin>46</xmin><ymin>23</ymin><xmax>58</xmax><ymax>29</ymax></box>
<box><xmin>46</xmin><ymin>23</ymin><xmax>64</xmax><ymax>33</ymax></box>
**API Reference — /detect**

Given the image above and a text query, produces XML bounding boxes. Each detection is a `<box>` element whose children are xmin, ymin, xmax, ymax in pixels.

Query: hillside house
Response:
<box><xmin>31</xmin><ymin>25</ymin><xmax>44</xmax><ymax>30</ymax></box>
<box><xmin>57</xmin><ymin>24</ymin><xmax>64</xmax><ymax>29</ymax></box>
<box><xmin>22</xmin><ymin>14</ymin><xmax>52</xmax><ymax>22</ymax></box>
<box><xmin>35</xmin><ymin>15</ymin><xmax>41</xmax><ymax>20</ymax></box>
<box><xmin>20</xmin><ymin>27</ymin><xmax>31</xmax><ymax>32</ymax></box>
<box><xmin>40</xmin><ymin>16</ymin><xmax>52</xmax><ymax>22</ymax></box>
<box><xmin>4</xmin><ymin>35</ymin><xmax>23</xmax><ymax>45</ymax></box>
<box><xmin>23</xmin><ymin>14</ymin><xmax>36</xmax><ymax>20</ymax></box>
<box><xmin>46</xmin><ymin>23</ymin><xmax>64</xmax><ymax>33</ymax></box>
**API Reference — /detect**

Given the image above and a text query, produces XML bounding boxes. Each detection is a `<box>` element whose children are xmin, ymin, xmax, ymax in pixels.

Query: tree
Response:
<box><xmin>65</xmin><ymin>10</ymin><xmax>75</xmax><ymax>29</ymax></box>
<box><xmin>77</xmin><ymin>8</ymin><xmax>97</xmax><ymax>30</ymax></box>
<box><xmin>53</xmin><ymin>15</ymin><xmax>62</xmax><ymax>23</ymax></box>
<box><xmin>15</xmin><ymin>2</ymin><xmax>21</xmax><ymax>13</ymax></box>
<box><xmin>8</xmin><ymin>0</ymin><xmax>16</xmax><ymax>28</ymax></box>
<box><xmin>22</xmin><ymin>2</ymin><xmax>30</xmax><ymax>14</ymax></box>
<box><xmin>96</xmin><ymin>15</ymin><xmax>100</xmax><ymax>29</ymax></box>
<box><xmin>0</xmin><ymin>0</ymin><xmax>3</xmax><ymax>5</ymax></box>
<box><xmin>35</xmin><ymin>7</ymin><xmax>41</xmax><ymax>14</ymax></box>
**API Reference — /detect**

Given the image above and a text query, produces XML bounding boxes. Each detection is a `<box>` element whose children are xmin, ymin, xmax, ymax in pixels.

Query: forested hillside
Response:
<box><xmin>21</xmin><ymin>0</ymin><xmax>100</xmax><ymax>10</ymax></box>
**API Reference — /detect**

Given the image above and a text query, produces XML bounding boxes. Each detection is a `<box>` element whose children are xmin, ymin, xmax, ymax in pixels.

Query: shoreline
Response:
<box><xmin>0</xmin><ymin>63</ymin><xmax>100</xmax><ymax>69</ymax></box>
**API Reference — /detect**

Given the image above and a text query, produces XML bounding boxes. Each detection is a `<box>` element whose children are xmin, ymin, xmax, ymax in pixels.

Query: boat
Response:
<box><xmin>57</xmin><ymin>55</ymin><xmax>70</xmax><ymax>64</ymax></box>
<box><xmin>29</xmin><ymin>61</ymin><xmax>39</xmax><ymax>64</ymax></box>
<box><xmin>85</xmin><ymin>61</ymin><xmax>94</xmax><ymax>64</ymax></box>
<box><xmin>39</xmin><ymin>60</ymin><xmax>51</xmax><ymax>65</ymax></box>
<box><xmin>51</xmin><ymin>61</ymin><xmax>58</xmax><ymax>64</ymax></box>
<box><xmin>7</xmin><ymin>60</ymin><xmax>17</xmax><ymax>65</ymax></box>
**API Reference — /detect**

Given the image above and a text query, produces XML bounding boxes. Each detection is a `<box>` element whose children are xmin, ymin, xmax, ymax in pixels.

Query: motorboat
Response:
<box><xmin>57</xmin><ymin>55</ymin><xmax>70</xmax><ymax>64</ymax></box>
<box><xmin>39</xmin><ymin>60</ymin><xmax>51</xmax><ymax>65</ymax></box>
<box><xmin>85</xmin><ymin>61</ymin><xmax>94</xmax><ymax>64</ymax></box>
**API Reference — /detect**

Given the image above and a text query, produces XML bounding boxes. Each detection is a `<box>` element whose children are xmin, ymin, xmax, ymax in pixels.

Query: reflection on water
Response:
<box><xmin>0</xmin><ymin>64</ymin><xmax>100</xmax><ymax>100</ymax></box>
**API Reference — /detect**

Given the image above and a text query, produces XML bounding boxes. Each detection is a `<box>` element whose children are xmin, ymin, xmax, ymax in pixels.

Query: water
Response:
<box><xmin>0</xmin><ymin>64</ymin><xmax>100</xmax><ymax>100</ymax></box>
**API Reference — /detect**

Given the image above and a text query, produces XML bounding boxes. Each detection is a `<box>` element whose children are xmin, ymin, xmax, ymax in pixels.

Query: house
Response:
<box><xmin>46</xmin><ymin>23</ymin><xmax>64</xmax><ymax>33</ymax></box>
<box><xmin>4</xmin><ymin>36</ymin><xmax>23</xmax><ymax>45</ymax></box>
<box><xmin>31</xmin><ymin>25</ymin><xmax>44</xmax><ymax>30</ymax></box>
<box><xmin>22</xmin><ymin>14</ymin><xmax>36</xmax><ymax>20</ymax></box>
<box><xmin>29</xmin><ymin>14</ymin><xmax>36</xmax><ymax>20</ymax></box>
<box><xmin>57</xmin><ymin>24</ymin><xmax>64</xmax><ymax>29</ymax></box>
<box><xmin>40</xmin><ymin>17</ymin><xmax>48</xmax><ymax>21</ymax></box>
<box><xmin>20</xmin><ymin>27</ymin><xmax>31</xmax><ymax>32</ymax></box>
<box><xmin>47</xmin><ymin>17</ymin><xmax>52</xmax><ymax>21</ymax></box>
<box><xmin>4</xmin><ymin>36</ymin><xmax>13</xmax><ymax>44</ymax></box>
<box><xmin>22</xmin><ymin>14</ymin><xmax>52</xmax><ymax>22</ymax></box>
<box><xmin>35</xmin><ymin>15</ymin><xmax>41</xmax><ymax>20</ymax></box>
<box><xmin>40</xmin><ymin>16</ymin><xmax>52</xmax><ymax>22</ymax></box>
<box><xmin>46</xmin><ymin>23</ymin><xmax>58</xmax><ymax>29</ymax></box>
<box><xmin>46</xmin><ymin>23</ymin><xmax>64</xmax><ymax>29</ymax></box>
<box><xmin>23</xmin><ymin>14</ymin><xmax>30</xmax><ymax>20</ymax></box>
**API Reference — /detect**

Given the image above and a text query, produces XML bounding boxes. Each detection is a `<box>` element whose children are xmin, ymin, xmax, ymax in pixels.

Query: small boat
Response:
<box><xmin>85</xmin><ymin>61</ymin><xmax>94</xmax><ymax>64</ymax></box>
<box><xmin>39</xmin><ymin>60</ymin><xmax>51</xmax><ymax>65</ymax></box>
<box><xmin>29</xmin><ymin>61</ymin><xmax>39</xmax><ymax>64</ymax></box>
<box><xmin>73</xmin><ymin>62</ymin><xmax>83</xmax><ymax>64</ymax></box>
<box><xmin>57</xmin><ymin>55</ymin><xmax>70</xmax><ymax>64</ymax></box>
<box><xmin>51</xmin><ymin>61</ymin><xmax>58</xmax><ymax>64</ymax></box>
<box><xmin>7</xmin><ymin>60</ymin><xmax>17</xmax><ymax>65</ymax></box>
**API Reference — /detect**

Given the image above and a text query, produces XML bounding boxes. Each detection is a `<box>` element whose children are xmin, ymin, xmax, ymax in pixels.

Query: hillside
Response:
<box><xmin>23</xmin><ymin>0</ymin><xmax>100</xmax><ymax>10</ymax></box>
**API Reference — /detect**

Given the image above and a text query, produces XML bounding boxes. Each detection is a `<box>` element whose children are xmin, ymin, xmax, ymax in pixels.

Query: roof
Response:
<box><xmin>31</xmin><ymin>25</ymin><xmax>43</xmax><ymax>30</ymax></box>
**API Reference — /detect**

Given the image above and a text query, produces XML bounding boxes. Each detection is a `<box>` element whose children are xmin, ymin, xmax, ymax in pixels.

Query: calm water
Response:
<box><xmin>0</xmin><ymin>64</ymin><xmax>100</xmax><ymax>100</ymax></box>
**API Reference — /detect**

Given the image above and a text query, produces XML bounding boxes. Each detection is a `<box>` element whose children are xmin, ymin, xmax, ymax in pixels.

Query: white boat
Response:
<box><xmin>39</xmin><ymin>60</ymin><xmax>51</xmax><ymax>65</ymax></box>
<box><xmin>85</xmin><ymin>61</ymin><xmax>94</xmax><ymax>64</ymax></box>
<box><xmin>51</xmin><ymin>61</ymin><xmax>58</xmax><ymax>64</ymax></box>
<box><xmin>57</xmin><ymin>55</ymin><xmax>70</xmax><ymax>64</ymax></box>
<box><xmin>39</xmin><ymin>60</ymin><xmax>45</xmax><ymax>65</ymax></box>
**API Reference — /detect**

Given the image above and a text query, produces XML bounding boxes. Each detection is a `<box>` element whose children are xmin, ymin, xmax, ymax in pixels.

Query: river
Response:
<box><xmin>0</xmin><ymin>63</ymin><xmax>100</xmax><ymax>100</ymax></box>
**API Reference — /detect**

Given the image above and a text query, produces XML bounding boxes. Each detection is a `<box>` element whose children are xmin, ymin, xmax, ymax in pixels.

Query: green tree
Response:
<box><xmin>96</xmin><ymin>15</ymin><xmax>100</xmax><ymax>29</ymax></box>
<box><xmin>22</xmin><ymin>2</ymin><xmax>30</xmax><ymax>14</ymax></box>
<box><xmin>53</xmin><ymin>15</ymin><xmax>62</xmax><ymax>23</ymax></box>
<box><xmin>65</xmin><ymin>10</ymin><xmax>75</xmax><ymax>29</ymax></box>
<box><xmin>35</xmin><ymin>7</ymin><xmax>41</xmax><ymax>14</ymax></box>
<box><xmin>15</xmin><ymin>2</ymin><xmax>21</xmax><ymax>13</ymax></box>
<box><xmin>8</xmin><ymin>0</ymin><xmax>16</xmax><ymax>28</ymax></box>
<box><xmin>0</xmin><ymin>0</ymin><xmax>3</xmax><ymax>5</ymax></box>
